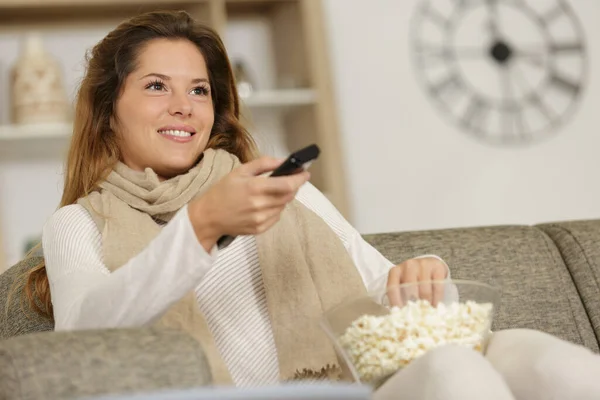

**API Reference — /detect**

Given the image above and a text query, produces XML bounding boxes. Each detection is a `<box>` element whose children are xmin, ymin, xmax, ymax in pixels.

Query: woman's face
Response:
<box><xmin>114</xmin><ymin>38</ymin><xmax>214</xmax><ymax>179</ymax></box>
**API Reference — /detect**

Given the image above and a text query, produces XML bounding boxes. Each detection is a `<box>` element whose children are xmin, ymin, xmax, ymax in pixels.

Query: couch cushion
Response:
<box><xmin>538</xmin><ymin>220</ymin><xmax>600</xmax><ymax>346</ymax></box>
<box><xmin>0</xmin><ymin>328</ymin><xmax>212</xmax><ymax>400</ymax></box>
<box><xmin>363</xmin><ymin>225</ymin><xmax>599</xmax><ymax>352</ymax></box>
<box><xmin>0</xmin><ymin>257</ymin><xmax>54</xmax><ymax>340</ymax></box>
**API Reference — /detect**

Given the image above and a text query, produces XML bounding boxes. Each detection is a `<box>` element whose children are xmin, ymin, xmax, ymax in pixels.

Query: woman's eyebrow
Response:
<box><xmin>139</xmin><ymin>73</ymin><xmax>209</xmax><ymax>84</ymax></box>
<box><xmin>139</xmin><ymin>72</ymin><xmax>170</xmax><ymax>81</ymax></box>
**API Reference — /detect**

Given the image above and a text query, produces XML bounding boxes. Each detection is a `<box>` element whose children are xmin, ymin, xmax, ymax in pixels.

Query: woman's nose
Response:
<box><xmin>168</xmin><ymin>92</ymin><xmax>192</xmax><ymax>116</ymax></box>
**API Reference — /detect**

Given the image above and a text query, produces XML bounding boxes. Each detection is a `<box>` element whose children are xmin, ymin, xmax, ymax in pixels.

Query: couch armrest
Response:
<box><xmin>0</xmin><ymin>328</ymin><xmax>212</xmax><ymax>400</ymax></box>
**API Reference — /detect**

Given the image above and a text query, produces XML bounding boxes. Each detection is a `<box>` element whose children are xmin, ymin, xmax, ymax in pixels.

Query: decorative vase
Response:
<box><xmin>10</xmin><ymin>34</ymin><xmax>71</xmax><ymax>125</ymax></box>
<box><xmin>233</xmin><ymin>60</ymin><xmax>255</xmax><ymax>99</ymax></box>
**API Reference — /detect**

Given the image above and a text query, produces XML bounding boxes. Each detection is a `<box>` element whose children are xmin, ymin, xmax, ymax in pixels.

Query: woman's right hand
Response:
<box><xmin>188</xmin><ymin>156</ymin><xmax>310</xmax><ymax>251</ymax></box>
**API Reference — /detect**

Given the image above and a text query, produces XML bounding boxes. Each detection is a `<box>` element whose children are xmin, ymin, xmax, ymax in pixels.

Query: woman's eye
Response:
<box><xmin>146</xmin><ymin>81</ymin><xmax>165</xmax><ymax>91</ymax></box>
<box><xmin>191</xmin><ymin>86</ymin><xmax>209</xmax><ymax>96</ymax></box>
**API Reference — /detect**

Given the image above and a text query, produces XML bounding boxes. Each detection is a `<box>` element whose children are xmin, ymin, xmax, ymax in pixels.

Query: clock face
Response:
<box><xmin>411</xmin><ymin>0</ymin><xmax>588</xmax><ymax>146</ymax></box>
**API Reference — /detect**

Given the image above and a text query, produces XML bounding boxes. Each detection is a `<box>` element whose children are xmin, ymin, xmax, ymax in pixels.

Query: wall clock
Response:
<box><xmin>411</xmin><ymin>0</ymin><xmax>588</xmax><ymax>146</ymax></box>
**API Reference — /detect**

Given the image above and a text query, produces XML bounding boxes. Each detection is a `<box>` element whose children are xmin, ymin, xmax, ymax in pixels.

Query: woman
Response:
<box><xmin>28</xmin><ymin>8</ymin><xmax>447</xmax><ymax>386</ymax></box>
<box><xmin>26</xmin><ymin>10</ymin><xmax>599</xmax><ymax>400</ymax></box>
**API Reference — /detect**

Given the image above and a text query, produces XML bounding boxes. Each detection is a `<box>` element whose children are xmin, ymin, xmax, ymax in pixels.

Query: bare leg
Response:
<box><xmin>486</xmin><ymin>329</ymin><xmax>600</xmax><ymax>400</ymax></box>
<box><xmin>374</xmin><ymin>345</ymin><xmax>515</xmax><ymax>400</ymax></box>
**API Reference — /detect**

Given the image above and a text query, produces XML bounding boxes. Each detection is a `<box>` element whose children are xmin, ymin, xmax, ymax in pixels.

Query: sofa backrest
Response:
<box><xmin>363</xmin><ymin>224</ymin><xmax>599</xmax><ymax>352</ymax></box>
<box><xmin>539</xmin><ymin>220</ymin><xmax>600</xmax><ymax>346</ymax></box>
<box><xmin>3</xmin><ymin>224</ymin><xmax>599</xmax><ymax>353</ymax></box>
<box><xmin>0</xmin><ymin>257</ymin><xmax>54</xmax><ymax>340</ymax></box>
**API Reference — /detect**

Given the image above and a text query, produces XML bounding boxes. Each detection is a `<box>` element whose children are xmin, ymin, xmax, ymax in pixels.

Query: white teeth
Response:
<box><xmin>158</xmin><ymin>129</ymin><xmax>192</xmax><ymax>137</ymax></box>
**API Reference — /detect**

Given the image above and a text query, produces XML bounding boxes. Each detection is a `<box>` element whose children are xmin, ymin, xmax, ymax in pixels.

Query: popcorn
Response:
<box><xmin>338</xmin><ymin>300</ymin><xmax>493</xmax><ymax>384</ymax></box>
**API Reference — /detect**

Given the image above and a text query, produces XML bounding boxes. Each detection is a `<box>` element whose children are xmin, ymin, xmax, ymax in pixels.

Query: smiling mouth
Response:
<box><xmin>157</xmin><ymin>129</ymin><xmax>196</xmax><ymax>138</ymax></box>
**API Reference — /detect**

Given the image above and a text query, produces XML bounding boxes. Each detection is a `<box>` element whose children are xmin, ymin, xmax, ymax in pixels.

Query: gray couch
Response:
<box><xmin>1</xmin><ymin>219</ymin><xmax>599</xmax><ymax>399</ymax></box>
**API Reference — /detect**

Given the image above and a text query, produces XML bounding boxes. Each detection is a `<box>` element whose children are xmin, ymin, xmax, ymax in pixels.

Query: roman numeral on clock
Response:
<box><xmin>528</xmin><ymin>92</ymin><xmax>555</xmax><ymax>122</ymax></box>
<box><xmin>550</xmin><ymin>42</ymin><xmax>584</xmax><ymax>54</ymax></box>
<box><xmin>549</xmin><ymin>72</ymin><xmax>581</xmax><ymax>96</ymax></box>
<box><xmin>429</xmin><ymin>72</ymin><xmax>464</xmax><ymax>100</ymax></box>
<box><xmin>416</xmin><ymin>44</ymin><xmax>453</xmax><ymax>66</ymax></box>
<box><xmin>501</xmin><ymin>105</ymin><xmax>527</xmax><ymax>137</ymax></box>
<box><xmin>455</xmin><ymin>0</ymin><xmax>477</xmax><ymax>8</ymax></box>
<box><xmin>541</xmin><ymin>4</ymin><xmax>565</xmax><ymax>25</ymax></box>
<box><xmin>462</xmin><ymin>96</ymin><xmax>490</xmax><ymax>131</ymax></box>
<box><xmin>422</xmin><ymin>4</ymin><xmax>450</xmax><ymax>28</ymax></box>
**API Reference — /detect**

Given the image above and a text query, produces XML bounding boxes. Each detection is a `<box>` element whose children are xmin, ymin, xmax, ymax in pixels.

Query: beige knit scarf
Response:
<box><xmin>77</xmin><ymin>148</ymin><xmax>368</xmax><ymax>385</ymax></box>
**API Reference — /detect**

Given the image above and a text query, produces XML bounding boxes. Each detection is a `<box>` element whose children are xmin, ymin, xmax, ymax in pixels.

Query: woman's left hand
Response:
<box><xmin>386</xmin><ymin>257</ymin><xmax>448</xmax><ymax>306</ymax></box>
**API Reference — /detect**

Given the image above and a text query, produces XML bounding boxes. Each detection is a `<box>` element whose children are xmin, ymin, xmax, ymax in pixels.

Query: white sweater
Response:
<box><xmin>42</xmin><ymin>182</ymin><xmax>447</xmax><ymax>387</ymax></box>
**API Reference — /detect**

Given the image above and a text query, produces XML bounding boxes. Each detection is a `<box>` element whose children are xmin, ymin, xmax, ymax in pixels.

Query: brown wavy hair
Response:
<box><xmin>23</xmin><ymin>10</ymin><xmax>258</xmax><ymax>318</ymax></box>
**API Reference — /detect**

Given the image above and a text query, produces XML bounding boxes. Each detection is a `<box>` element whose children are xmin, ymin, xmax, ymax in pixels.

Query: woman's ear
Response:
<box><xmin>109</xmin><ymin>114</ymin><xmax>118</xmax><ymax>135</ymax></box>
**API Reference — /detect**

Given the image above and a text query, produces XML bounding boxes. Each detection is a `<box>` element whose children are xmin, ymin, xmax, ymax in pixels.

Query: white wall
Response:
<box><xmin>323</xmin><ymin>0</ymin><xmax>600</xmax><ymax>234</ymax></box>
<box><xmin>1</xmin><ymin>0</ymin><xmax>599</xmax><ymax>267</ymax></box>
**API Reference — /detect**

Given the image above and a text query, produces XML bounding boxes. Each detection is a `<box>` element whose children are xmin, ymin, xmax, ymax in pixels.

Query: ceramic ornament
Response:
<box><xmin>10</xmin><ymin>34</ymin><xmax>71</xmax><ymax>125</ymax></box>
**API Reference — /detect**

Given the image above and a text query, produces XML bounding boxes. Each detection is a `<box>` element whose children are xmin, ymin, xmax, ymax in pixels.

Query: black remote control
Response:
<box><xmin>216</xmin><ymin>144</ymin><xmax>321</xmax><ymax>250</ymax></box>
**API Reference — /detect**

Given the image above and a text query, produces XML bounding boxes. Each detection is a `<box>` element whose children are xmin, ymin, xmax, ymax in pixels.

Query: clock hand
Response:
<box><xmin>453</xmin><ymin>46</ymin><xmax>487</xmax><ymax>58</ymax></box>
<box><xmin>511</xmin><ymin>63</ymin><xmax>531</xmax><ymax>99</ymax></box>
<box><xmin>487</xmin><ymin>0</ymin><xmax>501</xmax><ymax>41</ymax></box>
<box><xmin>512</xmin><ymin>63</ymin><xmax>555</xmax><ymax>122</ymax></box>
<box><xmin>513</xmin><ymin>48</ymin><xmax>546</xmax><ymax>69</ymax></box>
<box><xmin>500</xmin><ymin>65</ymin><xmax>524</xmax><ymax>136</ymax></box>
<box><xmin>501</xmin><ymin>66</ymin><xmax>510</xmax><ymax>105</ymax></box>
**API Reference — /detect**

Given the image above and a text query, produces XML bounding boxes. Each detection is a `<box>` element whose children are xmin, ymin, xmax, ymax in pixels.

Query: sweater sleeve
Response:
<box><xmin>295</xmin><ymin>182</ymin><xmax>452</xmax><ymax>293</ymax></box>
<box><xmin>43</xmin><ymin>204</ymin><xmax>217</xmax><ymax>330</ymax></box>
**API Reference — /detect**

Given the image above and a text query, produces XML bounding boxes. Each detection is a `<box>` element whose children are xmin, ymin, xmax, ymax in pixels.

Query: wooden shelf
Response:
<box><xmin>0</xmin><ymin>122</ymin><xmax>72</xmax><ymax>141</ymax></box>
<box><xmin>0</xmin><ymin>0</ymin><xmax>287</xmax><ymax>6</ymax></box>
<box><xmin>0</xmin><ymin>0</ymin><xmax>281</xmax><ymax>18</ymax></box>
<box><xmin>0</xmin><ymin>0</ymin><xmax>202</xmax><ymax>8</ymax></box>
<box><xmin>241</xmin><ymin>88</ymin><xmax>316</xmax><ymax>108</ymax></box>
<box><xmin>0</xmin><ymin>0</ymin><xmax>212</xmax><ymax>28</ymax></box>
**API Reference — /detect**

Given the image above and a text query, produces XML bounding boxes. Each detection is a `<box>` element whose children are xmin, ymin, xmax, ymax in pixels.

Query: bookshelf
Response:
<box><xmin>0</xmin><ymin>0</ymin><xmax>349</xmax><ymax>216</ymax></box>
<box><xmin>0</xmin><ymin>0</ymin><xmax>350</xmax><ymax>265</ymax></box>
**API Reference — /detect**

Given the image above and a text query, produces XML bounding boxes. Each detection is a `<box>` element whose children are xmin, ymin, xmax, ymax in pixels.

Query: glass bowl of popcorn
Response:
<box><xmin>320</xmin><ymin>279</ymin><xmax>500</xmax><ymax>388</ymax></box>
